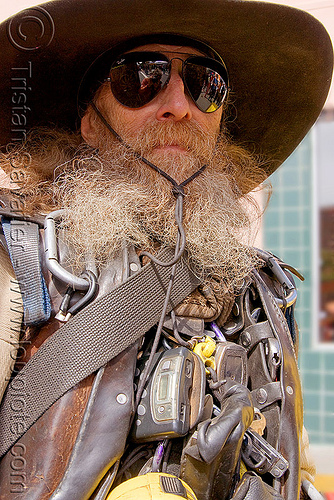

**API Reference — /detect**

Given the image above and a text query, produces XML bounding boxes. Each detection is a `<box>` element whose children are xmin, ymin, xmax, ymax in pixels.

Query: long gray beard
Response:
<box><xmin>53</xmin><ymin>137</ymin><xmax>261</xmax><ymax>289</ymax></box>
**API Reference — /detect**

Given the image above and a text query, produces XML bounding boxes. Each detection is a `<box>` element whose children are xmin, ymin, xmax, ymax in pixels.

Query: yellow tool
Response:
<box><xmin>107</xmin><ymin>473</ymin><xmax>198</xmax><ymax>500</ymax></box>
<box><xmin>193</xmin><ymin>335</ymin><xmax>216</xmax><ymax>374</ymax></box>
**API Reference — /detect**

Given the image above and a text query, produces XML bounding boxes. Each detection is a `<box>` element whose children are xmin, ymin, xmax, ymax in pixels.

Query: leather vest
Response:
<box><xmin>0</xmin><ymin>221</ymin><xmax>303</xmax><ymax>500</ymax></box>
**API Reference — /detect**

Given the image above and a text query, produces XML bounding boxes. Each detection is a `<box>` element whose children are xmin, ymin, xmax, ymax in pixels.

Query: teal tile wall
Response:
<box><xmin>263</xmin><ymin>132</ymin><xmax>334</xmax><ymax>444</ymax></box>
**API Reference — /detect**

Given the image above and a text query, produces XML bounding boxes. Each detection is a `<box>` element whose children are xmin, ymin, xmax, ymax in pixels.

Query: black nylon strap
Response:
<box><xmin>0</xmin><ymin>248</ymin><xmax>200</xmax><ymax>457</ymax></box>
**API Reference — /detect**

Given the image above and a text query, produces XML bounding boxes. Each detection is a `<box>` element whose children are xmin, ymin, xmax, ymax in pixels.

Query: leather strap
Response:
<box><xmin>239</xmin><ymin>321</ymin><xmax>275</xmax><ymax>352</ymax></box>
<box><xmin>0</xmin><ymin>247</ymin><xmax>200</xmax><ymax>457</ymax></box>
<box><xmin>251</xmin><ymin>381</ymin><xmax>282</xmax><ymax>411</ymax></box>
<box><xmin>252</xmin><ymin>270</ymin><xmax>303</xmax><ymax>500</ymax></box>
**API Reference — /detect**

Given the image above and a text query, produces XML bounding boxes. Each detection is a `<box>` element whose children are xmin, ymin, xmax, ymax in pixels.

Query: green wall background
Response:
<box><xmin>263</xmin><ymin>132</ymin><xmax>334</xmax><ymax>444</ymax></box>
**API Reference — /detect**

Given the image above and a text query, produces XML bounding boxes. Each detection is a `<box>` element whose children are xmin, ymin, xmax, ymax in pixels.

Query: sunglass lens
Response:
<box><xmin>184</xmin><ymin>58</ymin><xmax>228</xmax><ymax>113</ymax></box>
<box><xmin>109</xmin><ymin>53</ymin><xmax>169</xmax><ymax>108</ymax></box>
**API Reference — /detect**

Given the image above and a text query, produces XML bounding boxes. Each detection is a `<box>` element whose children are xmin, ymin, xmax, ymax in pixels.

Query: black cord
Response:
<box><xmin>132</xmin><ymin>230</ymin><xmax>182</xmax><ymax>414</ymax></box>
<box><xmin>170</xmin><ymin>310</ymin><xmax>191</xmax><ymax>347</ymax></box>
<box><xmin>91</xmin><ymin>103</ymin><xmax>207</xmax><ymax>427</ymax></box>
<box><xmin>117</xmin><ymin>448</ymin><xmax>151</xmax><ymax>478</ymax></box>
<box><xmin>90</xmin><ymin>102</ymin><xmax>207</xmax><ymax>193</ymax></box>
<box><xmin>140</xmin><ymin>193</ymin><xmax>186</xmax><ymax>267</ymax></box>
<box><xmin>90</xmin><ymin>103</ymin><xmax>207</xmax><ymax>267</ymax></box>
<box><xmin>162</xmin><ymin>440</ymin><xmax>173</xmax><ymax>473</ymax></box>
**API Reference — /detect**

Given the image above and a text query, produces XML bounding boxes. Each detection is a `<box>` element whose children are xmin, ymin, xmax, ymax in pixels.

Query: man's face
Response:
<box><xmin>81</xmin><ymin>43</ymin><xmax>224</xmax><ymax>161</ymax></box>
<box><xmin>22</xmin><ymin>43</ymin><xmax>261</xmax><ymax>284</ymax></box>
<box><xmin>71</xmin><ymin>43</ymin><xmax>260</xmax><ymax>284</ymax></box>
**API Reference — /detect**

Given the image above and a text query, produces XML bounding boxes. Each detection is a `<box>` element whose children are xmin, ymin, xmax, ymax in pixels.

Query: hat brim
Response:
<box><xmin>0</xmin><ymin>0</ymin><xmax>332</xmax><ymax>176</ymax></box>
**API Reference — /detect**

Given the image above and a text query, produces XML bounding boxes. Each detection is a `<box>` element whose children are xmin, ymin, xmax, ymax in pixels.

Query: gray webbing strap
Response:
<box><xmin>0</xmin><ymin>248</ymin><xmax>200</xmax><ymax>457</ymax></box>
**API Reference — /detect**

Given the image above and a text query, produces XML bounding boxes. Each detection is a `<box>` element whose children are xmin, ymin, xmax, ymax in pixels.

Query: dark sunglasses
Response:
<box><xmin>107</xmin><ymin>51</ymin><xmax>229</xmax><ymax>113</ymax></box>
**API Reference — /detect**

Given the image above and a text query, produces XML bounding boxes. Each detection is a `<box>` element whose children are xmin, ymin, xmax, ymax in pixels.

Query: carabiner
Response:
<box><xmin>44</xmin><ymin>210</ymin><xmax>89</xmax><ymax>291</ymax></box>
<box><xmin>55</xmin><ymin>270</ymin><xmax>98</xmax><ymax>322</ymax></box>
<box><xmin>256</xmin><ymin>248</ymin><xmax>298</xmax><ymax>309</ymax></box>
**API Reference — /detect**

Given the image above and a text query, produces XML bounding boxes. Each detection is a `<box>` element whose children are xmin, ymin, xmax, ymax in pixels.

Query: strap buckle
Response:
<box><xmin>256</xmin><ymin>248</ymin><xmax>301</xmax><ymax>308</ymax></box>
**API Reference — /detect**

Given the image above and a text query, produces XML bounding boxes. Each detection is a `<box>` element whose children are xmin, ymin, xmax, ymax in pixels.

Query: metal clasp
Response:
<box><xmin>256</xmin><ymin>249</ymin><xmax>301</xmax><ymax>309</ymax></box>
<box><xmin>55</xmin><ymin>270</ymin><xmax>98</xmax><ymax>322</ymax></box>
<box><xmin>44</xmin><ymin>210</ymin><xmax>89</xmax><ymax>291</ymax></box>
<box><xmin>265</xmin><ymin>337</ymin><xmax>281</xmax><ymax>380</ymax></box>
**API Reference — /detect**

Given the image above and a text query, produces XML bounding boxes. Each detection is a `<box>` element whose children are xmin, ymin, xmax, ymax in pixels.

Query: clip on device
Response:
<box><xmin>132</xmin><ymin>346</ymin><xmax>206</xmax><ymax>442</ymax></box>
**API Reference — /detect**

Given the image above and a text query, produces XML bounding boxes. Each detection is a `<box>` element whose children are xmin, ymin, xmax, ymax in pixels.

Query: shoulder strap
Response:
<box><xmin>0</xmin><ymin>247</ymin><xmax>200</xmax><ymax>457</ymax></box>
<box><xmin>1</xmin><ymin>218</ymin><xmax>51</xmax><ymax>325</ymax></box>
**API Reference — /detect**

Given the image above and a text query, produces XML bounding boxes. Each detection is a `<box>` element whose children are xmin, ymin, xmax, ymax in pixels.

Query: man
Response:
<box><xmin>0</xmin><ymin>0</ymin><xmax>332</xmax><ymax>499</ymax></box>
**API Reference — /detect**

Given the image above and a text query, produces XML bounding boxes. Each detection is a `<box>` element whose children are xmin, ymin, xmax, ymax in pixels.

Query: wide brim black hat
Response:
<box><xmin>0</xmin><ymin>0</ymin><xmax>332</xmax><ymax>176</ymax></box>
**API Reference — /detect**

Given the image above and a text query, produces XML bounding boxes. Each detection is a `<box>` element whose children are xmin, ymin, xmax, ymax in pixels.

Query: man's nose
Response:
<box><xmin>155</xmin><ymin>69</ymin><xmax>192</xmax><ymax>122</ymax></box>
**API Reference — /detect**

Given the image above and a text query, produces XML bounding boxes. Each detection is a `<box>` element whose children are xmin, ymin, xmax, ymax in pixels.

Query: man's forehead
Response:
<box><xmin>126</xmin><ymin>43</ymin><xmax>205</xmax><ymax>56</ymax></box>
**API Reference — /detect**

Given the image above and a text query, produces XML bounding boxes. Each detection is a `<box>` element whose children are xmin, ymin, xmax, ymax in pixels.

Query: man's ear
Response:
<box><xmin>81</xmin><ymin>106</ymin><xmax>99</xmax><ymax>147</ymax></box>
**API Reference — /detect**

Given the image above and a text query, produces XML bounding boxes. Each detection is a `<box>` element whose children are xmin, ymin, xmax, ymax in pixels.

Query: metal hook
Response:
<box><xmin>55</xmin><ymin>270</ymin><xmax>98</xmax><ymax>322</ymax></box>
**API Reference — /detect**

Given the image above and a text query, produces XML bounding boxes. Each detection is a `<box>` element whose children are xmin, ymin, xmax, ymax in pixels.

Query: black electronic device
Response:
<box><xmin>132</xmin><ymin>347</ymin><xmax>196</xmax><ymax>442</ymax></box>
<box><xmin>214</xmin><ymin>342</ymin><xmax>248</xmax><ymax>398</ymax></box>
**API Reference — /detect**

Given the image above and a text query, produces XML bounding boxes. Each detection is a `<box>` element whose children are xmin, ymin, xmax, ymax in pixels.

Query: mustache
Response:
<box><xmin>118</xmin><ymin>120</ymin><xmax>218</xmax><ymax>158</ymax></box>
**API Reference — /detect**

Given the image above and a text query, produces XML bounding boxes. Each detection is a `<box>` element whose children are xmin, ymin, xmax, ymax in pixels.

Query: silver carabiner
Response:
<box><xmin>256</xmin><ymin>248</ymin><xmax>298</xmax><ymax>309</ymax></box>
<box><xmin>44</xmin><ymin>210</ymin><xmax>89</xmax><ymax>291</ymax></box>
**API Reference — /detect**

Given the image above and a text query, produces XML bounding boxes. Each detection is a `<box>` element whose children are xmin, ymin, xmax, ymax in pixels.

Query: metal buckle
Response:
<box><xmin>256</xmin><ymin>248</ymin><xmax>302</xmax><ymax>309</ymax></box>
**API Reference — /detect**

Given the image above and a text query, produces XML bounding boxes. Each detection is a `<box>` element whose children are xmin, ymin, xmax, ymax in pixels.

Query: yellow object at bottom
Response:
<box><xmin>107</xmin><ymin>473</ymin><xmax>198</xmax><ymax>500</ymax></box>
